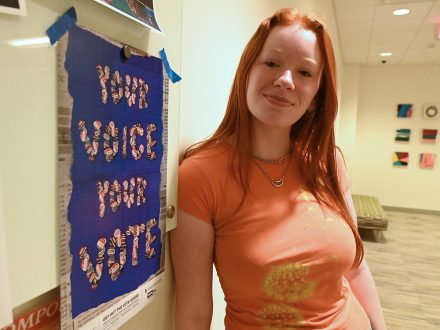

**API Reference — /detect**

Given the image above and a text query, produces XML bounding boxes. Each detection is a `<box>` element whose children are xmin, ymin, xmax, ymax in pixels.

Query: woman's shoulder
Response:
<box><xmin>178</xmin><ymin>141</ymin><xmax>233</xmax><ymax>222</ymax></box>
<box><xmin>180</xmin><ymin>141</ymin><xmax>232</xmax><ymax>170</ymax></box>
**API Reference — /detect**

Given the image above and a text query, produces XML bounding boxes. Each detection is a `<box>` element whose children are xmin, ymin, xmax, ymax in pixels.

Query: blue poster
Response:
<box><xmin>58</xmin><ymin>25</ymin><xmax>167</xmax><ymax>327</ymax></box>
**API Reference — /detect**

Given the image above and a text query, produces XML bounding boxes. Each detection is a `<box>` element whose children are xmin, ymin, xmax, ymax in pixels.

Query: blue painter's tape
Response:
<box><xmin>159</xmin><ymin>48</ymin><xmax>182</xmax><ymax>83</ymax></box>
<box><xmin>47</xmin><ymin>7</ymin><xmax>77</xmax><ymax>45</ymax></box>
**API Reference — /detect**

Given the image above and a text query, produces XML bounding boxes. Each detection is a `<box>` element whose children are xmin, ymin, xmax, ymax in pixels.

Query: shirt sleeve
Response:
<box><xmin>178</xmin><ymin>158</ymin><xmax>215</xmax><ymax>225</ymax></box>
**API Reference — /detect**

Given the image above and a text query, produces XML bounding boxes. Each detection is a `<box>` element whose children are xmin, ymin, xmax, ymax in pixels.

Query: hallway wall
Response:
<box><xmin>343</xmin><ymin>65</ymin><xmax>440</xmax><ymax>211</ymax></box>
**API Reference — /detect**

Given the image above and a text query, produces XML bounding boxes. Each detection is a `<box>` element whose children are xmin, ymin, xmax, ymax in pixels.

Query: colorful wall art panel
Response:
<box><xmin>94</xmin><ymin>0</ymin><xmax>162</xmax><ymax>32</ymax></box>
<box><xmin>423</xmin><ymin>104</ymin><xmax>439</xmax><ymax>119</ymax></box>
<box><xmin>397</xmin><ymin>104</ymin><xmax>413</xmax><ymax>118</ymax></box>
<box><xmin>392</xmin><ymin>152</ymin><xmax>409</xmax><ymax>167</ymax></box>
<box><xmin>422</xmin><ymin>129</ymin><xmax>438</xmax><ymax>143</ymax></box>
<box><xmin>395</xmin><ymin>128</ymin><xmax>411</xmax><ymax>142</ymax></box>
<box><xmin>419</xmin><ymin>153</ymin><xmax>437</xmax><ymax>169</ymax></box>
<box><xmin>57</xmin><ymin>25</ymin><xmax>168</xmax><ymax>329</ymax></box>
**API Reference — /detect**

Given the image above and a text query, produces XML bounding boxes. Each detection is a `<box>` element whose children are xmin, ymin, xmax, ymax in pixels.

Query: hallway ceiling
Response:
<box><xmin>333</xmin><ymin>0</ymin><xmax>440</xmax><ymax>65</ymax></box>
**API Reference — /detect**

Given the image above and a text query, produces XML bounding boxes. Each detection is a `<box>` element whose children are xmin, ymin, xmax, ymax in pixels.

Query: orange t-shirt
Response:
<box><xmin>178</xmin><ymin>142</ymin><xmax>370</xmax><ymax>329</ymax></box>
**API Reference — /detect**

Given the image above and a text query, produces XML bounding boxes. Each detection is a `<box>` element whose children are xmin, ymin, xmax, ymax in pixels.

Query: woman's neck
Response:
<box><xmin>251</xmin><ymin>124</ymin><xmax>292</xmax><ymax>160</ymax></box>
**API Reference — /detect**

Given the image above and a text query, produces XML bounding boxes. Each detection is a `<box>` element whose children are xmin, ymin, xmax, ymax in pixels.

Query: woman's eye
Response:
<box><xmin>264</xmin><ymin>61</ymin><xmax>278</xmax><ymax>68</ymax></box>
<box><xmin>299</xmin><ymin>70</ymin><xmax>312</xmax><ymax>77</ymax></box>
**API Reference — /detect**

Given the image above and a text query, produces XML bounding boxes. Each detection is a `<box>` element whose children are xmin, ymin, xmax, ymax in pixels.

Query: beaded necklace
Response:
<box><xmin>252</xmin><ymin>144</ymin><xmax>293</xmax><ymax>188</ymax></box>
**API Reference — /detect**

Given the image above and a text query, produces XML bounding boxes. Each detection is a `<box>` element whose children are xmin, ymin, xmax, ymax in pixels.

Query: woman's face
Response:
<box><xmin>246</xmin><ymin>24</ymin><xmax>323</xmax><ymax>131</ymax></box>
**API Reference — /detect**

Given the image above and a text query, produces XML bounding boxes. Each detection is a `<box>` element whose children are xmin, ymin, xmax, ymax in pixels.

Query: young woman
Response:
<box><xmin>172</xmin><ymin>8</ymin><xmax>387</xmax><ymax>330</ymax></box>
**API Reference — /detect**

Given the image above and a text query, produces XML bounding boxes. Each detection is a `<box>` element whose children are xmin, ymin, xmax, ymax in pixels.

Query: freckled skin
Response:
<box><xmin>246</xmin><ymin>25</ymin><xmax>323</xmax><ymax>134</ymax></box>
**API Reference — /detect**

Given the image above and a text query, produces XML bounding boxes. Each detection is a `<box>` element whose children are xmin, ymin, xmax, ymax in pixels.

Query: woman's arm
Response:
<box><xmin>170</xmin><ymin>210</ymin><xmax>215</xmax><ymax>330</ymax></box>
<box><xmin>344</xmin><ymin>191</ymin><xmax>387</xmax><ymax>330</ymax></box>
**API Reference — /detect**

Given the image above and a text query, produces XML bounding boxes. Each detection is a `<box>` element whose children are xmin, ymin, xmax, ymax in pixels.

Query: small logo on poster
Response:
<box><xmin>147</xmin><ymin>288</ymin><xmax>157</xmax><ymax>299</ymax></box>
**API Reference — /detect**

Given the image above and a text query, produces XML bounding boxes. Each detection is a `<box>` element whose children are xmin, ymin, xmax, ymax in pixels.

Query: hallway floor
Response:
<box><xmin>362</xmin><ymin>210</ymin><xmax>440</xmax><ymax>330</ymax></box>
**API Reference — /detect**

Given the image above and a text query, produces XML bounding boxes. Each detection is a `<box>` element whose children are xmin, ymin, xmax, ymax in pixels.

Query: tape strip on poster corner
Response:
<box><xmin>159</xmin><ymin>49</ymin><xmax>182</xmax><ymax>83</ymax></box>
<box><xmin>47</xmin><ymin>7</ymin><xmax>77</xmax><ymax>45</ymax></box>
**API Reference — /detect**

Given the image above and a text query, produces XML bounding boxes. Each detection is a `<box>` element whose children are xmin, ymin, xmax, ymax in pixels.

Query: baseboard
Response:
<box><xmin>383</xmin><ymin>205</ymin><xmax>440</xmax><ymax>216</ymax></box>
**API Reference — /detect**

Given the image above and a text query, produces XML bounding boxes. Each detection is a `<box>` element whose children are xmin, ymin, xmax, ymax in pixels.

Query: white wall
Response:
<box><xmin>339</xmin><ymin>64</ymin><xmax>361</xmax><ymax>165</ymax></box>
<box><xmin>347</xmin><ymin>65</ymin><xmax>440</xmax><ymax>212</ymax></box>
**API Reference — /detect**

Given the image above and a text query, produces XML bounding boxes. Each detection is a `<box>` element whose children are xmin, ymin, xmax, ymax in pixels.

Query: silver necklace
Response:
<box><xmin>253</xmin><ymin>154</ymin><xmax>292</xmax><ymax>188</ymax></box>
<box><xmin>253</xmin><ymin>147</ymin><xmax>292</xmax><ymax>164</ymax></box>
<box><xmin>253</xmin><ymin>154</ymin><xmax>287</xmax><ymax>164</ymax></box>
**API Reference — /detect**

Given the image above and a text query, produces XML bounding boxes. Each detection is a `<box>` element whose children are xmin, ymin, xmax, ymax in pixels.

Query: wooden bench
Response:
<box><xmin>351</xmin><ymin>194</ymin><xmax>388</xmax><ymax>242</ymax></box>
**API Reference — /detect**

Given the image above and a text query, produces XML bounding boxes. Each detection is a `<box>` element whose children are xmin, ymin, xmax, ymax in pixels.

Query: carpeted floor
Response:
<box><xmin>361</xmin><ymin>210</ymin><xmax>440</xmax><ymax>330</ymax></box>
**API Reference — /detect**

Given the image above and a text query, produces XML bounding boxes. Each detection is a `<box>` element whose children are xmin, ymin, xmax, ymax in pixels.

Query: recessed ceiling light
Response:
<box><xmin>380</xmin><ymin>52</ymin><xmax>393</xmax><ymax>57</ymax></box>
<box><xmin>393</xmin><ymin>8</ymin><xmax>410</xmax><ymax>16</ymax></box>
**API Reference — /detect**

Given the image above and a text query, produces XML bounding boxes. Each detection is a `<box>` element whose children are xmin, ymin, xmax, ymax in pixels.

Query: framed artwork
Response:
<box><xmin>422</xmin><ymin>129</ymin><xmax>438</xmax><ymax>143</ymax></box>
<box><xmin>423</xmin><ymin>104</ymin><xmax>439</xmax><ymax>119</ymax></box>
<box><xmin>0</xmin><ymin>0</ymin><xmax>27</xmax><ymax>16</ymax></box>
<box><xmin>395</xmin><ymin>128</ymin><xmax>410</xmax><ymax>142</ymax></box>
<box><xmin>392</xmin><ymin>152</ymin><xmax>409</xmax><ymax>167</ymax></box>
<box><xmin>419</xmin><ymin>153</ymin><xmax>436</xmax><ymax>169</ymax></box>
<box><xmin>397</xmin><ymin>104</ymin><xmax>412</xmax><ymax>118</ymax></box>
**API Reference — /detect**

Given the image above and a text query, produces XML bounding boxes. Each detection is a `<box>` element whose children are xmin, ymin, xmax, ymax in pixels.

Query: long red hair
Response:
<box><xmin>184</xmin><ymin>8</ymin><xmax>364</xmax><ymax>268</ymax></box>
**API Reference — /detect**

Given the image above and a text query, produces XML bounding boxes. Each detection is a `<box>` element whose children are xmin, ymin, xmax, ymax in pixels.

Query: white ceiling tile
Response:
<box><xmin>333</xmin><ymin>0</ymin><xmax>382</xmax><ymax>8</ymax></box>
<box><xmin>409</xmin><ymin>27</ymin><xmax>440</xmax><ymax>48</ymax></box>
<box><xmin>371</xmin><ymin>29</ymin><xmax>415</xmax><ymax>44</ymax></box>
<box><xmin>420</xmin><ymin>20</ymin><xmax>440</xmax><ymax>30</ymax></box>
<box><xmin>339</xmin><ymin>22</ymin><xmax>373</xmax><ymax>36</ymax></box>
<box><xmin>340</xmin><ymin>34</ymin><xmax>370</xmax><ymax>46</ymax></box>
<box><xmin>342</xmin><ymin>50</ymin><xmax>368</xmax><ymax>64</ymax></box>
<box><xmin>333</xmin><ymin>0</ymin><xmax>440</xmax><ymax>65</ymax></box>
<box><xmin>336</xmin><ymin>6</ymin><xmax>375</xmax><ymax>23</ymax></box>
<box><xmin>402</xmin><ymin>48</ymin><xmax>440</xmax><ymax>63</ymax></box>
<box><xmin>373</xmin><ymin>2</ymin><xmax>434</xmax><ymax>20</ymax></box>
<box><xmin>372</xmin><ymin>18</ymin><xmax>424</xmax><ymax>31</ymax></box>
<box><xmin>344</xmin><ymin>48</ymin><xmax>370</xmax><ymax>59</ymax></box>
<box><xmin>423</xmin><ymin>0</ymin><xmax>440</xmax><ymax>22</ymax></box>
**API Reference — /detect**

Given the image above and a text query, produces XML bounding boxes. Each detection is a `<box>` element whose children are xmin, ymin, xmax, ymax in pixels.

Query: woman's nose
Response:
<box><xmin>274</xmin><ymin>70</ymin><xmax>294</xmax><ymax>90</ymax></box>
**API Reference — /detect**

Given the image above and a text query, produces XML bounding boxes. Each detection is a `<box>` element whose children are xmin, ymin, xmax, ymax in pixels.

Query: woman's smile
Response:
<box><xmin>263</xmin><ymin>93</ymin><xmax>295</xmax><ymax>107</ymax></box>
